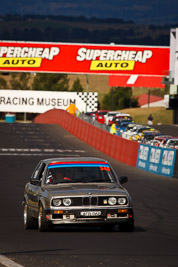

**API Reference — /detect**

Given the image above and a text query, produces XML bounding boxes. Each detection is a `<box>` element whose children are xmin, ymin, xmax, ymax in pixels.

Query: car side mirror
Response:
<box><xmin>30</xmin><ymin>179</ymin><xmax>41</xmax><ymax>186</ymax></box>
<box><xmin>119</xmin><ymin>176</ymin><xmax>128</xmax><ymax>184</ymax></box>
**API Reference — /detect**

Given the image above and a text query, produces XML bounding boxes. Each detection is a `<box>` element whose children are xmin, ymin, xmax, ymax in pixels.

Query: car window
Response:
<box><xmin>98</xmin><ymin>112</ymin><xmax>108</xmax><ymax>115</ymax></box>
<box><xmin>170</xmin><ymin>140</ymin><xmax>178</xmax><ymax>146</ymax></box>
<box><xmin>109</xmin><ymin>113</ymin><xmax>118</xmax><ymax>116</ymax></box>
<box><xmin>45</xmin><ymin>162</ymin><xmax>117</xmax><ymax>185</ymax></box>
<box><xmin>31</xmin><ymin>162</ymin><xmax>46</xmax><ymax>180</ymax></box>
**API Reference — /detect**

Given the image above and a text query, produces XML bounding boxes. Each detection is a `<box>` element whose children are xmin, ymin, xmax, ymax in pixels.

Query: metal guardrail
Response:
<box><xmin>78</xmin><ymin>113</ymin><xmax>109</xmax><ymax>131</ymax></box>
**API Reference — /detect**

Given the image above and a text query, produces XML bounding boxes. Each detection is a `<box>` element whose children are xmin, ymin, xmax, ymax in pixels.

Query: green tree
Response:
<box><xmin>0</xmin><ymin>77</ymin><xmax>7</xmax><ymax>89</ymax></box>
<box><xmin>102</xmin><ymin>87</ymin><xmax>138</xmax><ymax>110</ymax></box>
<box><xmin>70</xmin><ymin>77</ymin><xmax>84</xmax><ymax>92</ymax></box>
<box><xmin>10</xmin><ymin>73</ymin><xmax>30</xmax><ymax>90</ymax></box>
<box><xmin>32</xmin><ymin>73</ymin><xmax>69</xmax><ymax>91</ymax></box>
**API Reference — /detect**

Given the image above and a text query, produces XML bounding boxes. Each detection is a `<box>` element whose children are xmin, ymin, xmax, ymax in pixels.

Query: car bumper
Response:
<box><xmin>44</xmin><ymin>207</ymin><xmax>134</xmax><ymax>225</ymax></box>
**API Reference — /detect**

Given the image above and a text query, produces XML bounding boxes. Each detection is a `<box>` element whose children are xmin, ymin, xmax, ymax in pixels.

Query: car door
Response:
<box><xmin>26</xmin><ymin>161</ymin><xmax>46</xmax><ymax>217</ymax></box>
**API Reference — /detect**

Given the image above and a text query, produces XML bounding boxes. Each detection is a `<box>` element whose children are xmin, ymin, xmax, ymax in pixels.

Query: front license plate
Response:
<box><xmin>80</xmin><ymin>211</ymin><xmax>101</xmax><ymax>217</ymax></box>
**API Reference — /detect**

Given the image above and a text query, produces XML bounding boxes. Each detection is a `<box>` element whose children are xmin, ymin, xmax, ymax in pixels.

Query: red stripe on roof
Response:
<box><xmin>49</xmin><ymin>161</ymin><xmax>107</xmax><ymax>166</ymax></box>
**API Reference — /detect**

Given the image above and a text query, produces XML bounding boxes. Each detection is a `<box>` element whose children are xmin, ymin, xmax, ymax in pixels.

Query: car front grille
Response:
<box><xmin>69</xmin><ymin>196</ymin><xmax>127</xmax><ymax>207</ymax></box>
<box><xmin>71</xmin><ymin>197</ymin><xmax>98</xmax><ymax>206</ymax></box>
<box><xmin>83</xmin><ymin>197</ymin><xmax>97</xmax><ymax>206</ymax></box>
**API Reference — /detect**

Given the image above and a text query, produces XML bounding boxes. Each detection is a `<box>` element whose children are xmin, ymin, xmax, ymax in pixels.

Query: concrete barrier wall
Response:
<box><xmin>34</xmin><ymin>109</ymin><xmax>139</xmax><ymax>167</ymax></box>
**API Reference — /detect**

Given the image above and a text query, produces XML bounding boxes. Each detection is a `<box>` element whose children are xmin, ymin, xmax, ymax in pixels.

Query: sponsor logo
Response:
<box><xmin>161</xmin><ymin>167</ymin><xmax>171</xmax><ymax>175</ymax></box>
<box><xmin>138</xmin><ymin>145</ymin><xmax>149</xmax><ymax>160</ymax></box>
<box><xmin>149</xmin><ymin>148</ymin><xmax>161</xmax><ymax>164</ymax></box>
<box><xmin>138</xmin><ymin>160</ymin><xmax>146</xmax><ymax>168</ymax></box>
<box><xmin>0</xmin><ymin>46</ymin><xmax>60</xmax><ymax>68</ymax></box>
<box><xmin>77</xmin><ymin>48</ymin><xmax>153</xmax><ymax>72</ymax></box>
<box><xmin>162</xmin><ymin>150</ymin><xmax>175</xmax><ymax>166</ymax></box>
<box><xmin>90</xmin><ymin>60</ymin><xmax>135</xmax><ymax>71</ymax></box>
<box><xmin>149</xmin><ymin>164</ymin><xmax>157</xmax><ymax>172</ymax></box>
<box><xmin>0</xmin><ymin>58</ymin><xmax>42</xmax><ymax>67</ymax></box>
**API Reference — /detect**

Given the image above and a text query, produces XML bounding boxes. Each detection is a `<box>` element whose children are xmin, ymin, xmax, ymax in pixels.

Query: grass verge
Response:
<box><xmin>120</xmin><ymin>107</ymin><xmax>173</xmax><ymax>125</ymax></box>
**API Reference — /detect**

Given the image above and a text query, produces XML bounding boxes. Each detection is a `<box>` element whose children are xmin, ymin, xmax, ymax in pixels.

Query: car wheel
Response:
<box><xmin>119</xmin><ymin>217</ymin><xmax>134</xmax><ymax>232</ymax></box>
<box><xmin>38</xmin><ymin>204</ymin><xmax>50</xmax><ymax>232</ymax></box>
<box><xmin>24</xmin><ymin>202</ymin><xmax>36</xmax><ymax>229</ymax></box>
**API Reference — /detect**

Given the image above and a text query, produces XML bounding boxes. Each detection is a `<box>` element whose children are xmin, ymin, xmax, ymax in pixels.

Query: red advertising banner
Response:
<box><xmin>0</xmin><ymin>41</ymin><xmax>169</xmax><ymax>76</ymax></box>
<box><xmin>109</xmin><ymin>75</ymin><xmax>165</xmax><ymax>88</ymax></box>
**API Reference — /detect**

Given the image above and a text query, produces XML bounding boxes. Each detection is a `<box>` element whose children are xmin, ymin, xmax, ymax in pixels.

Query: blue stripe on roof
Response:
<box><xmin>48</xmin><ymin>163</ymin><xmax>110</xmax><ymax>169</ymax></box>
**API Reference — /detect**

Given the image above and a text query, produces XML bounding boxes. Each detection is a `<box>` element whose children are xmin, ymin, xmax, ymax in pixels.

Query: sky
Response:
<box><xmin>0</xmin><ymin>0</ymin><xmax>178</xmax><ymax>25</ymax></box>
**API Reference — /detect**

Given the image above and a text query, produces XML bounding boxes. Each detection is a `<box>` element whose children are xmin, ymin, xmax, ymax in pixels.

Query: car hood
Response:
<box><xmin>42</xmin><ymin>183</ymin><xmax>127</xmax><ymax>197</ymax></box>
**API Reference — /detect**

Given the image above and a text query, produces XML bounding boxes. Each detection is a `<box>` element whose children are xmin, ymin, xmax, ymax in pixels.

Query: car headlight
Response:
<box><xmin>108</xmin><ymin>197</ymin><xmax>117</xmax><ymax>205</ymax></box>
<box><xmin>52</xmin><ymin>198</ymin><xmax>62</xmax><ymax>207</ymax></box>
<box><xmin>63</xmin><ymin>198</ymin><xmax>72</xmax><ymax>206</ymax></box>
<box><xmin>118</xmin><ymin>197</ymin><xmax>127</xmax><ymax>205</ymax></box>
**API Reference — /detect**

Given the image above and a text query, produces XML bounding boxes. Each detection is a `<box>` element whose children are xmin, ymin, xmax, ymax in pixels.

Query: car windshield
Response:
<box><xmin>45</xmin><ymin>161</ymin><xmax>117</xmax><ymax>184</ymax></box>
<box><xmin>120</xmin><ymin>122</ymin><xmax>130</xmax><ymax>127</ymax></box>
<box><xmin>168</xmin><ymin>140</ymin><xmax>178</xmax><ymax>146</ymax></box>
<box><xmin>108</xmin><ymin>112</ymin><xmax>118</xmax><ymax>116</ymax></box>
<box><xmin>98</xmin><ymin>112</ymin><xmax>108</xmax><ymax>115</ymax></box>
<box><xmin>137</xmin><ymin>127</ymin><xmax>150</xmax><ymax>133</ymax></box>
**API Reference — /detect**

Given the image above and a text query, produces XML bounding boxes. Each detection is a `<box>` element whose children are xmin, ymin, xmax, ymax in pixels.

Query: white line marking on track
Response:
<box><xmin>0</xmin><ymin>148</ymin><xmax>86</xmax><ymax>156</ymax></box>
<box><xmin>0</xmin><ymin>153</ymin><xmax>81</xmax><ymax>156</ymax></box>
<box><xmin>0</xmin><ymin>254</ymin><xmax>24</xmax><ymax>267</ymax></box>
<box><xmin>0</xmin><ymin>148</ymin><xmax>86</xmax><ymax>153</ymax></box>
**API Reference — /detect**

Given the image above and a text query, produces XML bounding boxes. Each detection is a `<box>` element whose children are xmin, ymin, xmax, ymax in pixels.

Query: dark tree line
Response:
<box><xmin>0</xmin><ymin>27</ymin><xmax>170</xmax><ymax>46</ymax></box>
<box><xmin>0</xmin><ymin>73</ymin><xmax>84</xmax><ymax>92</ymax></box>
<box><xmin>0</xmin><ymin>14</ymin><xmax>174</xmax><ymax>46</ymax></box>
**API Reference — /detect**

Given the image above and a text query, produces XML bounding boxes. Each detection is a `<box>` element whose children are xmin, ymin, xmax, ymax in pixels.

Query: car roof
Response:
<box><xmin>41</xmin><ymin>157</ymin><xmax>108</xmax><ymax>165</ymax></box>
<box><xmin>127</xmin><ymin>123</ymin><xmax>136</xmax><ymax>127</ymax></box>
<box><xmin>154</xmin><ymin>135</ymin><xmax>172</xmax><ymax>140</ymax></box>
<box><xmin>107</xmin><ymin>111</ymin><xmax>122</xmax><ymax>114</ymax></box>
<box><xmin>120</xmin><ymin>120</ymin><xmax>134</xmax><ymax>124</ymax></box>
<box><xmin>160</xmin><ymin>136</ymin><xmax>172</xmax><ymax>140</ymax></box>
<box><xmin>97</xmin><ymin>110</ymin><xmax>109</xmax><ymax>112</ymax></box>
<box><xmin>167</xmin><ymin>138</ymin><xmax>178</xmax><ymax>141</ymax></box>
<box><xmin>143</xmin><ymin>131</ymin><xmax>160</xmax><ymax>135</ymax></box>
<box><xmin>114</xmin><ymin>113</ymin><xmax>130</xmax><ymax>117</ymax></box>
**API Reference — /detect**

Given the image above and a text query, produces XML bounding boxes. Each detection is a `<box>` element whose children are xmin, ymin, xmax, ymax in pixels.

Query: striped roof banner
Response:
<box><xmin>48</xmin><ymin>161</ymin><xmax>109</xmax><ymax>169</ymax></box>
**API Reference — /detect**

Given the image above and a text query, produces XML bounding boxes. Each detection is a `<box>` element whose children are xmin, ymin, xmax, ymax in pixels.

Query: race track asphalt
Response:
<box><xmin>0</xmin><ymin>122</ymin><xmax>178</xmax><ymax>267</ymax></box>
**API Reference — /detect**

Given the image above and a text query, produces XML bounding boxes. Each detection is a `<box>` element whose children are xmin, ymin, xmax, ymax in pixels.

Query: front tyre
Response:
<box><xmin>24</xmin><ymin>202</ymin><xmax>36</xmax><ymax>229</ymax></box>
<box><xmin>38</xmin><ymin>204</ymin><xmax>50</xmax><ymax>232</ymax></box>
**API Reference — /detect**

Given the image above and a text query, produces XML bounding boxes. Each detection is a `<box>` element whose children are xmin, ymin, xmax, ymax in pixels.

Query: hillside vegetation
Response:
<box><xmin>120</xmin><ymin>107</ymin><xmax>173</xmax><ymax>125</ymax></box>
<box><xmin>0</xmin><ymin>15</ymin><xmax>172</xmax><ymax>46</ymax></box>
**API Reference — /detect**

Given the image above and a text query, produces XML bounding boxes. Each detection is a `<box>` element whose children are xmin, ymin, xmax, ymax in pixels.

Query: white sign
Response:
<box><xmin>0</xmin><ymin>90</ymin><xmax>98</xmax><ymax>113</ymax></box>
<box><xmin>162</xmin><ymin>150</ymin><xmax>175</xmax><ymax>166</ymax></box>
<box><xmin>138</xmin><ymin>145</ymin><xmax>149</xmax><ymax>160</ymax></box>
<box><xmin>149</xmin><ymin>148</ymin><xmax>161</xmax><ymax>164</ymax></box>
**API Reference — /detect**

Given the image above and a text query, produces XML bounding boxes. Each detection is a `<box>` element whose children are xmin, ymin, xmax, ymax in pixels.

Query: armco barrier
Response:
<box><xmin>34</xmin><ymin>109</ymin><xmax>139</xmax><ymax>167</ymax></box>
